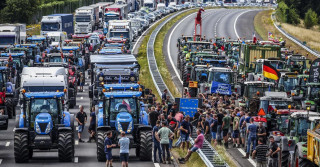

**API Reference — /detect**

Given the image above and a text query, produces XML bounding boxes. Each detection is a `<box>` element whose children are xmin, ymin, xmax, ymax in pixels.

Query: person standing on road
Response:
<box><xmin>180</xmin><ymin>115</ymin><xmax>191</xmax><ymax>151</ymax></box>
<box><xmin>88</xmin><ymin>106</ymin><xmax>96</xmax><ymax>142</ymax></box>
<box><xmin>76</xmin><ymin>105</ymin><xmax>87</xmax><ymax>142</ymax></box>
<box><xmin>162</xmin><ymin>89</ymin><xmax>168</xmax><ymax>101</ymax></box>
<box><xmin>222</xmin><ymin>111</ymin><xmax>230</xmax><ymax>149</ymax></box>
<box><xmin>153</xmin><ymin>120</ymin><xmax>162</xmax><ymax>163</ymax></box>
<box><xmin>210</xmin><ymin>114</ymin><xmax>218</xmax><ymax>146</ymax></box>
<box><xmin>252</xmin><ymin>138</ymin><xmax>269</xmax><ymax>167</ymax></box>
<box><xmin>239</xmin><ymin>111</ymin><xmax>246</xmax><ymax>148</ymax></box>
<box><xmin>267</xmin><ymin>136</ymin><xmax>280</xmax><ymax>167</ymax></box>
<box><xmin>257</xmin><ymin>122</ymin><xmax>267</xmax><ymax>144</ymax></box>
<box><xmin>105</xmin><ymin>131</ymin><xmax>116</xmax><ymax>167</ymax></box>
<box><xmin>156</xmin><ymin>121</ymin><xmax>174</xmax><ymax>164</ymax></box>
<box><xmin>119</xmin><ymin>131</ymin><xmax>130</xmax><ymax>167</ymax></box>
<box><xmin>149</xmin><ymin>107</ymin><xmax>159</xmax><ymax>128</ymax></box>
<box><xmin>243</xmin><ymin>118</ymin><xmax>257</xmax><ymax>159</ymax></box>
<box><xmin>178</xmin><ymin>128</ymin><xmax>204</xmax><ymax>164</ymax></box>
<box><xmin>216</xmin><ymin>110</ymin><xmax>224</xmax><ymax>145</ymax></box>
<box><xmin>232</xmin><ymin>112</ymin><xmax>240</xmax><ymax>148</ymax></box>
<box><xmin>79</xmin><ymin>72</ymin><xmax>85</xmax><ymax>92</ymax></box>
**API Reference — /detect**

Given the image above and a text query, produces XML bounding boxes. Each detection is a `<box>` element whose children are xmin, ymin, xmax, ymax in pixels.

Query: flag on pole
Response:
<box><xmin>263</xmin><ymin>61</ymin><xmax>281</xmax><ymax>80</ymax></box>
<box><xmin>252</xmin><ymin>33</ymin><xmax>257</xmax><ymax>43</ymax></box>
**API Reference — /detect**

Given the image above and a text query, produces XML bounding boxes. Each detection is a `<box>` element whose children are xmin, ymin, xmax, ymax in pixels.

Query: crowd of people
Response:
<box><xmin>74</xmin><ymin>88</ymin><xmax>281</xmax><ymax>166</ymax></box>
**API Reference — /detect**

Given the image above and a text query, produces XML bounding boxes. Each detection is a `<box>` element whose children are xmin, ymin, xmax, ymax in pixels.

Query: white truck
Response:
<box><xmin>20</xmin><ymin>67</ymin><xmax>76</xmax><ymax>108</ymax></box>
<box><xmin>40</xmin><ymin>14</ymin><xmax>74</xmax><ymax>36</ymax></box>
<box><xmin>157</xmin><ymin>3</ymin><xmax>166</xmax><ymax>11</ymax></box>
<box><xmin>107</xmin><ymin>20</ymin><xmax>133</xmax><ymax>43</ymax></box>
<box><xmin>74</xmin><ymin>6</ymin><xmax>99</xmax><ymax>34</ymax></box>
<box><xmin>144</xmin><ymin>0</ymin><xmax>156</xmax><ymax>11</ymax></box>
<box><xmin>46</xmin><ymin>32</ymin><xmax>67</xmax><ymax>47</ymax></box>
<box><xmin>103</xmin><ymin>0</ymin><xmax>129</xmax><ymax>34</ymax></box>
<box><xmin>90</xmin><ymin>2</ymin><xmax>114</xmax><ymax>28</ymax></box>
<box><xmin>0</xmin><ymin>24</ymin><xmax>26</xmax><ymax>49</ymax></box>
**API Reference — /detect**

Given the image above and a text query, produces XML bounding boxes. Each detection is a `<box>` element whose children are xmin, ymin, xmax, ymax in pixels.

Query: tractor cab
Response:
<box><xmin>14</xmin><ymin>91</ymin><xmax>74</xmax><ymax>162</ymax></box>
<box><xmin>185</xmin><ymin>41</ymin><xmax>211</xmax><ymax>52</ymax></box>
<box><xmin>205</xmin><ymin>67</ymin><xmax>235</xmax><ymax>95</ymax></box>
<box><xmin>259</xmin><ymin>91</ymin><xmax>293</xmax><ymax>115</ymax></box>
<box><xmin>26</xmin><ymin>35</ymin><xmax>48</xmax><ymax>48</ymax></box>
<box><xmin>254</xmin><ymin>58</ymin><xmax>285</xmax><ymax>81</ymax></box>
<box><xmin>302</xmin><ymin>83</ymin><xmax>320</xmax><ymax>112</ymax></box>
<box><xmin>285</xmin><ymin>54</ymin><xmax>309</xmax><ymax>74</ymax></box>
<box><xmin>15</xmin><ymin>44</ymin><xmax>40</xmax><ymax>60</ymax></box>
<box><xmin>278</xmin><ymin>72</ymin><xmax>298</xmax><ymax>95</ymax></box>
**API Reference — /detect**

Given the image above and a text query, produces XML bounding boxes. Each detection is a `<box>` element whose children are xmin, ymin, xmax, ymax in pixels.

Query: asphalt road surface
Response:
<box><xmin>164</xmin><ymin>8</ymin><xmax>263</xmax><ymax>167</ymax></box>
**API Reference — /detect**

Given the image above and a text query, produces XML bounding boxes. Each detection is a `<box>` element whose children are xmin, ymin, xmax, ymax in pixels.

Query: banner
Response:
<box><xmin>211</xmin><ymin>81</ymin><xmax>232</xmax><ymax>95</ymax></box>
<box><xmin>309</xmin><ymin>58</ymin><xmax>320</xmax><ymax>83</ymax></box>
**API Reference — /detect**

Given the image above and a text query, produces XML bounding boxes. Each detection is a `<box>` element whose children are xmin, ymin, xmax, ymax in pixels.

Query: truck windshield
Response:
<box><xmin>105</xmin><ymin>15</ymin><xmax>119</xmax><ymax>22</ymax></box>
<box><xmin>41</xmin><ymin>23</ymin><xmax>60</xmax><ymax>31</ymax></box>
<box><xmin>109</xmin><ymin>97</ymin><xmax>137</xmax><ymax>120</ymax></box>
<box><xmin>208</xmin><ymin>72</ymin><xmax>231</xmax><ymax>84</ymax></box>
<box><xmin>110</xmin><ymin>32</ymin><xmax>129</xmax><ymax>38</ymax></box>
<box><xmin>283</xmin><ymin>78</ymin><xmax>298</xmax><ymax>92</ymax></box>
<box><xmin>49</xmin><ymin>57</ymin><xmax>63</xmax><ymax>62</ymax></box>
<box><xmin>24</xmin><ymin>86</ymin><xmax>65</xmax><ymax>92</ymax></box>
<box><xmin>76</xmin><ymin>15</ymin><xmax>91</xmax><ymax>22</ymax></box>
<box><xmin>0</xmin><ymin>36</ymin><xmax>15</xmax><ymax>45</ymax></box>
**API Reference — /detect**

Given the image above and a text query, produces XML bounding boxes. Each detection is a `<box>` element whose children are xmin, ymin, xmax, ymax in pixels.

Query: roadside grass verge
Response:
<box><xmin>172</xmin><ymin>147</ymin><xmax>205</xmax><ymax>167</ymax></box>
<box><xmin>26</xmin><ymin>24</ymin><xmax>41</xmax><ymax>36</ymax></box>
<box><xmin>254</xmin><ymin>10</ymin><xmax>317</xmax><ymax>60</ymax></box>
<box><xmin>213</xmin><ymin>145</ymin><xmax>237</xmax><ymax>167</ymax></box>
<box><xmin>137</xmin><ymin>14</ymin><xmax>173</xmax><ymax>101</ymax></box>
<box><xmin>154</xmin><ymin>9</ymin><xmax>198</xmax><ymax>98</ymax></box>
<box><xmin>281</xmin><ymin>23</ymin><xmax>320</xmax><ymax>52</ymax></box>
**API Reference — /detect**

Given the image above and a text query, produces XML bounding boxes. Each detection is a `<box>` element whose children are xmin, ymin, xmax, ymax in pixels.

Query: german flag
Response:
<box><xmin>263</xmin><ymin>61</ymin><xmax>281</xmax><ymax>80</ymax></box>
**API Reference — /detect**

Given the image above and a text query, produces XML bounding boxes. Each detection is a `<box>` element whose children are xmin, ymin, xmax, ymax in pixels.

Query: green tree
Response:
<box><xmin>287</xmin><ymin>7</ymin><xmax>300</xmax><ymax>25</ymax></box>
<box><xmin>0</xmin><ymin>0</ymin><xmax>40</xmax><ymax>24</ymax></box>
<box><xmin>276</xmin><ymin>1</ymin><xmax>289</xmax><ymax>22</ymax></box>
<box><xmin>304</xmin><ymin>8</ymin><xmax>318</xmax><ymax>29</ymax></box>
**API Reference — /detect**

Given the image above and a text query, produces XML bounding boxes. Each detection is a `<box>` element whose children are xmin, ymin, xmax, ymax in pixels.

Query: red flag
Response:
<box><xmin>253</xmin><ymin>33</ymin><xmax>257</xmax><ymax>43</ymax></box>
<box><xmin>122</xmin><ymin>100</ymin><xmax>132</xmax><ymax>112</ymax></box>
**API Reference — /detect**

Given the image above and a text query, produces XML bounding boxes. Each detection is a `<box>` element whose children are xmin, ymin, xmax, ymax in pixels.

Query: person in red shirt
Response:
<box><xmin>178</xmin><ymin>128</ymin><xmax>204</xmax><ymax>163</ymax></box>
<box><xmin>0</xmin><ymin>87</ymin><xmax>6</xmax><ymax>105</ymax></box>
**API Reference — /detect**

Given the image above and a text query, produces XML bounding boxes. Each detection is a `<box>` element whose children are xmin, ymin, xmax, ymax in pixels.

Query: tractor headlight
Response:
<box><xmin>130</xmin><ymin>76</ymin><xmax>135</xmax><ymax>82</ymax></box>
<box><xmin>35</xmin><ymin>122</ymin><xmax>41</xmax><ymax>133</ymax></box>
<box><xmin>127</xmin><ymin>122</ymin><xmax>133</xmax><ymax>133</ymax></box>
<box><xmin>117</xmin><ymin>121</ymin><xmax>123</xmax><ymax>132</ymax></box>
<box><xmin>45</xmin><ymin>122</ymin><xmax>51</xmax><ymax>134</ymax></box>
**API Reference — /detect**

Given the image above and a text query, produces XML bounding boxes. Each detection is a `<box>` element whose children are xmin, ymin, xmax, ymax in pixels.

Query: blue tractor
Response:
<box><xmin>96</xmin><ymin>84</ymin><xmax>152</xmax><ymax>161</ymax></box>
<box><xmin>14</xmin><ymin>92</ymin><xmax>74</xmax><ymax>163</ymax></box>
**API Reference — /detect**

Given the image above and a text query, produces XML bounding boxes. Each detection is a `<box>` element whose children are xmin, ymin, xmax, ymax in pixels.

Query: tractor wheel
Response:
<box><xmin>58</xmin><ymin>131</ymin><xmax>74</xmax><ymax>162</ymax></box>
<box><xmin>135</xmin><ymin>145</ymin><xmax>140</xmax><ymax>157</ymax></box>
<box><xmin>6</xmin><ymin>98</ymin><xmax>14</xmax><ymax>119</ymax></box>
<box><xmin>14</xmin><ymin>132</ymin><xmax>29</xmax><ymax>163</ymax></box>
<box><xmin>281</xmin><ymin>151</ymin><xmax>289</xmax><ymax>167</ymax></box>
<box><xmin>29</xmin><ymin>148</ymin><xmax>33</xmax><ymax>159</ymax></box>
<box><xmin>139</xmin><ymin>131</ymin><xmax>152</xmax><ymax>161</ymax></box>
<box><xmin>97</xmin><ymin>130</ymin><xmax>108</xmax><ymax>162</ymax></box>
<box><xmin>182</xmin><ymin>67</ymin><xmax>188</xmax><ymax>87</ymax></box>
<box><xmin>189</xmin><ymin>88</ymin><xmax>197</xmax><ymax>97</ymax></box>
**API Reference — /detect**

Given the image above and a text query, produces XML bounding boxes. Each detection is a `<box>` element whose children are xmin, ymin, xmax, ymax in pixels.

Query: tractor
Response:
<box><xmin>284</xmin><ymin>54</ymin><xmax>309</xmax><ymax>74</ymax></box>
<box><xmin>96</xmin><ymin>86</ymin><xmax>152</xmax><ymax>161</ymax></box>
<box><xmin>14</xmin><ymin>91</ymin><xmax>74</xmax><ymax>163</ymax></box>
<box><xmin>301</xmin><ymin>82</ymin><xmax>320</xmax><ymax>112</ymax></box>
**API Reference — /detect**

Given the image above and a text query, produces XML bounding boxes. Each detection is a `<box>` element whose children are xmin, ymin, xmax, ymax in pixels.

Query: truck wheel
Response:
<box><xmin>281</xmin><ymin>151</ymin><xmax>289</xmax><ymax>167</ymax></box>
<box><xmin>97</xmin><ymin>130</ymin><xmax>107</xmax><ymax>162</ymax></box>
<box><xmin>58</xmin><ymin>131</ymin><xmax>74</xmax><ymax>162</ymax></box>
<box><xmin>6</xmin><ymin>98</ymin><xmax>14</xmax><ymax>119</ymax></box>
<box><xmin>14</xmin><ymin>132</ymin><xmax>29</xmax><ymax>163</ymax></box>
<box><xmin>139</xmin><ymin>131</ymin><xmax>152</xmax><ymax>161</ymax></box>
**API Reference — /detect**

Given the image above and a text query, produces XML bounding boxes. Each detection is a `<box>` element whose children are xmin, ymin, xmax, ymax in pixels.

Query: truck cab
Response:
<box><xmin>0</xmin><ymin>24</ymin><xmax>26</xmax><ymax>49</ymax></box>
<box><xmin>47</xmin><ymin>32</ymin><xmax>67</xmax><ymax>47</ymax></box>
<box><xmin>107</xmin><ymin>20</ymin><xmax>133</xmax><ymax>48</ymax></box>
<box><xmin>75</xmin><ymin>6</ymin><xmax>98</xmax><ymax>34</ymax></box>
<box><xmin>40</xmin><ymin>14</ymin><xmax>73</xmax><ymax>36</ymax></box>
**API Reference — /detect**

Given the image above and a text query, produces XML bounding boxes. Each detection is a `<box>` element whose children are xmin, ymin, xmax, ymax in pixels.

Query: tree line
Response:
<box><xmin>277</xmin><ymin>0</ymin><xmax>320</xmax><ymax>29</ymax></box>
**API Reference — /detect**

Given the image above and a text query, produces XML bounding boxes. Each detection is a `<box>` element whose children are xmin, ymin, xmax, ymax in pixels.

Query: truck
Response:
<box><xmin>157</xmin><ymin>3</ymin><xmax>166</xmax><ymax>11</ymax></box>
<box><xmin>74</xmin><ymin>6</ymin><xmax>99</xmax><ymax>34</ymax></box>
<box><xmin>40</xmin><ymin>14</ymin><xmax>73</xmax><ymax>36</ymax></box>
<box><xmin>144</xmin><ymin>0</ymin><xmax>156</xmax><ymax>11</ymax></box>
<box><xmin>0</xmin><ymin>24</ymin><xmax>26</xmax><ymax>49</ymax></box>
<box><xmin>107</xmin><ymin>20</ymin><xmax>133</xmax><ymax>46</ymax></box>
<box><xmin>46</xmin><ymin>31</ymin><xmax>67</xmax><ymax>47</ymax></box>
<box><xmin>90</xmin><ymin>2</ymin><xmax>114</xmax><ymax>28</ymax></box>
<box><xmin>103</xmin><ymin>1</ymin><xmax>129</xmax><ymax>34</ymax></box>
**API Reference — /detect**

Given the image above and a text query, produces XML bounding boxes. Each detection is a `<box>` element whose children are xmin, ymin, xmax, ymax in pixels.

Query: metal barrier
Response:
<box><xmin>271</xmin><ymin>13</ymin><xmax>320</xmax><ymax>58</ymax></box>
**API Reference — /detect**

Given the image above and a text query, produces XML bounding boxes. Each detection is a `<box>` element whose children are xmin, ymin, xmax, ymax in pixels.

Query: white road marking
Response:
<box><xmin>75</xmin><ymin>140</ymin><xmax>79</xmax><ymax>145</ymax></box>
<box><xmin>80</xmin><ymin>97</ymin><xmax>83</xmax><ymax>99</ymax></box>
<box><xmin>167</xmin><ymin>12</ymin><xmax>196</xmax><ymax>84</ymax></box>
<box><xmin>154</xmin><ymin>163</ymin><xmax>161</xmax><ymax>167</ymax></box>
<box><xmin>0</xmin><ymin>159</ymin><xmax>2</xmax><ymax>165</ymax></box>
<box><xmin>234</xmin><ymin>10</ymin><xmax>253</xmax><ymax>39</ymax></box>
<box><xmin>238</xmin><ymin>148</ymin><xmax>256</xmax><ymax>166</ymax></box>
<box><xmin>13</xmin><ymin>128</ymin><xmax>15</xmax><ymax>132</ymax></box>
<box><xmin>74</xmin><ymin>157</ymin><xmax>78</xmax><ymax>163</ymax></box>
<box><xmin>5</xmin><ymin>142</ymin><xmax>10</xmax><ymax>147</ymax></box>
<box><xmin>83</xmin><ymin>89</ymin><xmax>85</xmax><ymax>92</ymax></box>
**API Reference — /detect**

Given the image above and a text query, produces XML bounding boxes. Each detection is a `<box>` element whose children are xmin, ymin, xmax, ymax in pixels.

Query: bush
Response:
<box><xmin>287</xmin><ymin>8</ymin><xmax>300</xmax><ymax>25</ymax></box>
<box><xmin>304</xmin><ymin>9</ymin><xmax>318</xmax><ymax>29</ymax></box>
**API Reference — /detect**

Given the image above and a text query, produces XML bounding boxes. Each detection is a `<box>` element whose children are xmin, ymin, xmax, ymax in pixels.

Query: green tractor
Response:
<box><xmin>284</xmin><ymin>54</ymin><xmax>310</xmax><ymax>74</ymax></box>
<box><xmin>301</xmin><ymin>83</ymin><xmax>320</xmax><ymax>112</ymax></box>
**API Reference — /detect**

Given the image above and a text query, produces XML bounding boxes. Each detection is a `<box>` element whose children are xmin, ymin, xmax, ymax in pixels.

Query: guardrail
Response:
<box><xmin>271</xmin><ymin>13</ymin><xmax>320</xmax><ymax>58</ymax></box>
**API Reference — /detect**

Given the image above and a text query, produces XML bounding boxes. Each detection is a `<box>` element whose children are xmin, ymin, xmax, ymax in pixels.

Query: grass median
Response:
<box><xmin>154</xmin><ymin>9</ymin><xmax>199</xmax><ymax>98</ymax></box>
<box><xmin>254</xmin><ymin>10</ymin><xmax>317</xmax><ymax>60</ymax></box>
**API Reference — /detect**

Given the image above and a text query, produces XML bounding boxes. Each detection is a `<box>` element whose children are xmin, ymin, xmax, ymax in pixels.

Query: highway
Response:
<box><xmin>164</xmin><ymin>9</ymin><xmax>263</xmax><ymax>167</ymax></box>
<box><xmin>0</xmin><ymin>8</ymin><xmax>263</xmax><ymax>167</ymax></box>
